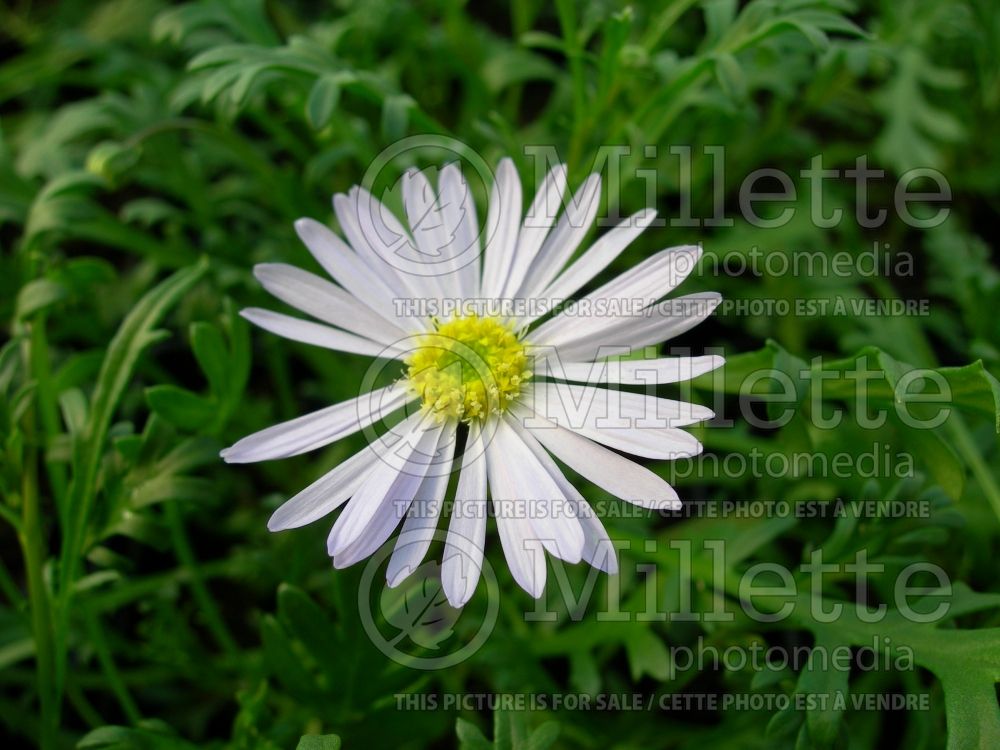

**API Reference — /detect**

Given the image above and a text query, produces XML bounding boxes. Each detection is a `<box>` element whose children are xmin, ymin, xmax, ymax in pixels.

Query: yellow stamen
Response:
<box><xmin>405</xmin><ymin>315</ymin><xmax>531</xmax><ymax>422</ymax></box>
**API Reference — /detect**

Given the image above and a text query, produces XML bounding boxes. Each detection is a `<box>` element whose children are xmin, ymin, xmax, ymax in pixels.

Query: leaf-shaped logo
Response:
<box><xmin>379</xmin><ymin>560</ymin><xmax>459</xmax><ymax>651</ymax></box>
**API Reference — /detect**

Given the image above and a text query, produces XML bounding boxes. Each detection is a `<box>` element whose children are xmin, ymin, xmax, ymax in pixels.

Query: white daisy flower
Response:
<box><xmin>222</xmin><ymin>158</ymin><xmax>722</xmax><ymax>607</ymax></box>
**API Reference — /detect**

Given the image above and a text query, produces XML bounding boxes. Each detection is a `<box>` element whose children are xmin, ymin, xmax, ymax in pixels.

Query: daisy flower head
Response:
<box><xmin>222</xmin><ymin>157</ymin><xmax>723</xmax><ymax>607</ymax></box>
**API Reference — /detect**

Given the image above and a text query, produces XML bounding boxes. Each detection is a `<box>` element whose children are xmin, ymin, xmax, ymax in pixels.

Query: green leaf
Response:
<box><xmin>16</xmin><ymin>278</ymin><xmax>67</xmax><ymax>319</ymax></box>
<box><xmin>295</xmin><ymin>735</ymin><xmax>342</xmax><ymax>750</ymax></box>
<box><xmin>77</xmin><ymin>721</ymin><xmax>199</xmax><ymax>749</ymax></box>
<box><xmin>189</xmin><ymin>322</ymin><xmax>229</xmax><ymax>398</ymax></box>
<box><xmin>714</xmin><ymin>52</ymin><xmax>746</xmax><ymax>99</ymax></box>
<box><xmin>456</xmin><ymin>718</ymin><xmax>493</xmax><ymax>750</ymax></box>
<box><xmin>260</xmin><ymin>615</ymin><xmax>319</xmax><ymax>701</ymax></box>
<box><xmin>895</xmin><ymin>423</ymin><xmax>965</xmax><ymax>499</ymax></box>
<box><xmin>381</xmin><ymin>94</ymin><xmax>413</xmax><ymax>141</ymax></box>
<box><xmin>145</xmin><ymin>385</ymin><xmax>215</xmax><ymax>431</ymax></box>
<box><xmin>624</xmin><ymin>627</ymin><xmax>670</xmax><ymax>681</ymax></box>
<box><xmin>276</xmin><ymin>584</ymin><xmax>347</xmax><ymax>683</ymax></box>
<box><xmin>58</xmin><ymin>388</ymin><xmax>88</xmax><ymax>435</ymax></box>
<box><xmin>525</xmin><ymin>722</ymin><xmax>560</xmax><ymax>750</ymax></box>
<box><xmin>306</xmin><ymin>74</ymin><xmax>342</xmax><ymax>130</ymax></box>
<box><xmin>58</xmin><ymin>259</ymin><xmax>209</xmax><ymax>656</ymax></box>
<box><xmin>379</xmin><ymin>564</ymin><xmax>458</xmax><ymax>651</ymax></box>
<box><xmin>795</xmin><ymin>633</ymin><xmax>849</xmax><ymax>749</ymax></box>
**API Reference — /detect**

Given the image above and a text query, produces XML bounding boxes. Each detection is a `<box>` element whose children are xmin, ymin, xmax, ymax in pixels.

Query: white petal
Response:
<box><xmin>438</xmin><ymin>163</ymin><xmax>482</xmax><ymax>298</ymax></box>
<box><xmin>528</xmin><ymin>245</ymin><xmax>701</xmax><ymax>347</ymax></box>
<box><xmin>401</xmin><ymin>169</ymin><xmax>461</xmax><ymax>300</ymax></box>
<box><xmin>518</xmin><ymin>410</ymin><xmax>682</xmax><ymax>510</ymax></box>
<box><xmin>294</xmin><ymin>217</ymin><xmax>427</xmax><ymax>333</ymax></box>
<box><xmin>493</xmin><ymin>509</ymin><xmax>546</xmax><ymax>598</ymax></box>
<box><xmin>267</xmin><ymin>441</ymin><xmax>382</xmax><ymax>531</ymax></box>
<box><xmin>220</xmin><ymin>383</ymin><xmax>411</xmax><ymax>463</ymax></box>
<box><xmin>513</xmin><ymin>397</ymin><xmax>702</xmax><ymax>460</ymax></box>
<box><xmin>332</xmin><ymin>190</ymin><xmax>408</xmax><ymax>297</ymax></box>
<box><xmin>385</xmin><ymin>421</ymin><xmax>458</xmax><ymax>587</ymax></box>
<box><xmin>254</xmin><ymin>263</ymin><xmax>408</xmax><ymax>346</ymax></box>
<box><xmin>442</xmin><ymin>423</ymin><xmax>488</xmax><ymax>607</ymax></box>
<box><xmin>480</xmin><ymin>158</ymin><xmax>522</xmax><ymax>299</ymax></box>
<box><xmin>327</xmin><ymin>413</ymin><xmax>447</xmax><ymax>557</ymax></box>
<box><xmin>330</xmin><ymin>494</ymin><xmax>408</xmax><ymax>569</ymax></box>
<box><xmin>515</xmin><ymin>173</ymin><xmax>601</xmax><ymax>303</ymax></box>
<box><xmin>539</xmin><ymin>355</ymin><xmax>724</xmax><ymax>385</ymax></box>
<box><xmin>486</xmin><ymin>417</ymin><xmax>584</xmax><ymax>564</ymax></box>
<box><xmin>486</xmin><ymin>433</ymin><xmax>547</xmax><ymax>600</ymax></box>
<box><xmin>335</xmin><ymin>187</ymin><xmax>443</xmax><ymax>306</ymax></box>
<box><xmin>534</xmin><ymin>292</ymin><xmax>722</xmax><ymax>363</ymax></box>
<box><xmin>499</xmin><ymin>164</ymin><xmax>567</xmax><ymax>299</ymax></box>
<box><xmin>522</xmin><ymin>208</ymin><xmax>657</xmax><ymax>324</ymax></box>
<box><xmin>241</xmin><ymin>308</ymin><xmax>404</xmax><ymax>359</ymax></box>
<box><xmin>506</xmin><ymin>419</ymin><xmax>618</xmax><ymax>574</ymax></box>
<box><xmin>527</xmin><ymin>381</ymin><xmax>714</xmax><ymax>429</ymax></box>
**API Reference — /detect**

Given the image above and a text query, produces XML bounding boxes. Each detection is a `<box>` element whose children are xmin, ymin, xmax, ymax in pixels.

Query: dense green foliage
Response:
<box><xmin>1</xmin><ymin>0</ymin><xmax>999</xmax><ymax>748</ymax></box>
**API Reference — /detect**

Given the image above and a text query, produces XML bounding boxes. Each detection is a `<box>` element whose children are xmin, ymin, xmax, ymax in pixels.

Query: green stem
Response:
<box><xmin>20</xmin><ymin>386</ymin><xmax>59</xmax><ymax>749</ymax></box>
<box><xmin>641</xmin><ymin>0</ymin><xmax>701</xmax><ymax>52</ymax></box>
<box><xmin>29</xmin><ymin>317</ymin><xmax>69</xmax><ymax>535</ymax></box>
<box><xmin>555</xmin><ymin>0</ymin><xmax>588</xmax><ymax>166</ymax></box>
<box><xmin>164</xmin><ymin>501</ymin><xmax>240</xmax><ymax>657</ymax></box>
<box><xmin>83</xmin><ymin>610</ymin><xmax>141</xmax><ymax>724</ymax></box>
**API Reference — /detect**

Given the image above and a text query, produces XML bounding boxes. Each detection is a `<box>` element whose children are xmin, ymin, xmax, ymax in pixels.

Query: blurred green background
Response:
<box><xmin>1</xmin><ymin>0</ymin><xmax>999</xmax><ymax>748</ymax></box>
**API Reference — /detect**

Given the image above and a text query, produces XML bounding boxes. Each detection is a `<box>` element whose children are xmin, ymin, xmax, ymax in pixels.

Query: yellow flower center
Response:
<box><xmin>405</xmin><ymin>315</ymin><xmax>532</xmax><ymax>422</ymax></box>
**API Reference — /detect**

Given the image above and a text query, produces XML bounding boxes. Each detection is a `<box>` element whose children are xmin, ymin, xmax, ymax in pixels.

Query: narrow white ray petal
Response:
<box><xmin>486</xmin><ymin>460</ymin><xmax>547</xmax><ymax>599</ymax></box>
<box><xmin>330</xmin><ymin>420</ymin><xmax>450</xmax><ymax>568</ymax></box>
<box><xmin>402</xmin><ymin>169</ymin><xmax>463</xmax><ymax>300</ymax></box>
<box><xmin>385</xmin><ymin>421</ymin><xmax>458</xmax><ymax>587</ymax></box>
<box><xmin>220</xmin><ymin>383</ymin><xmax>411</xmax><ymax>463</ymax></box>
<box><xmin>330</xmin><ymin>492</ymin><xmax>409</xmax><ymax>569</ymax></box>
<box><xmin>254</xmin><ymin>263</ymin><xmax>409</xmax><ymax>346</ymax></box>
<box><xmin>539</xmin><ymin>355</ymin><xmax>724</xmax><ymax>385</ymax></box>
<box><xmin>519</xmin><ymin>411</ymin><xmax>682</xmax><ymax>510</ymax></box>
<box><xmin>438</xmin><ymin>163</ymin><xmax>482</xmax><ymax>298</ymax></box>
<box><xmin>520</xmin><ymin>208</ymin><xmax>657</xmax><ymax>324</ymax></box>
<box><xmin>294</xmin><ymin>217</ymin><xmax>428</xmax><ymax>333</ymax></box>
<box><xmin>486</xmin><ymin>417</ymin><xmax>584</xmax><ymax>564</ymax></box>
<box><xmin>354</xmin><ymin>185</ymin><xmax>450</xmax><ymax>305</ymax></box>
<box><xmin>334</xmin><ymin>188</ymin><xmax>440</xmax><ymax>307</ymax></box>
<box><xmin>480</xmin><ymin>158</ymin><xmax>522</xmax><ymax>299</ymax></box>
<box><xmin>528</xmin><ymin>245</ymin><xmax>701</xmax><ymax>346</ymax></box>
<box><xmin>267</xmin><ymin>441</ymin><xmax>383</xmax><ymax>531</ymax></box>
<box><xmin>534</xmin><ymin>292</ymin><xmax>723</xmax><ymax>363</ymax></box>
<box><xmin>333</xmin><ymin>190</ymin><xmax>408</xmax><ymax>297</ymax></box>
<box><xmin>515</xmin><ymin>173</ymin><xmax>601</xmax><ymax>303</ymax></box>
<box><xmin>507</xmin><ymin>419</ymin><xmax>618</xmax><ymax>574</ymax></box>
<box><xmin>240</xmin><ymin>308</ymin><xmax>404</xmax><ymax>359</ymax></box>
<box><xmin>499</xmin><ymin>163</ymin><xmax>567</xmax><ymax>299</ymax></box>
<box><xmin>512</xmin><ymin>398</ymin><xmax>702</xmax><ymax>460</ymax></box>
<box><xmin>327</xmin><ymin>413</ymin><xmax>446</xmax><ymax>557</ymax></box>
<box><xmin>500</xmin><ymin>415</ymin><xmax>585</xmax><ymax>564</ymax></box>
<box><xmin>442</xmin><ymin>423</ymin><xmax>488</xmax><ymax>607</ymax></box>
<box><xmin>528</xmin><ymin>381</ymin><xmax>714</xmax><ymax>429</ymax></box>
